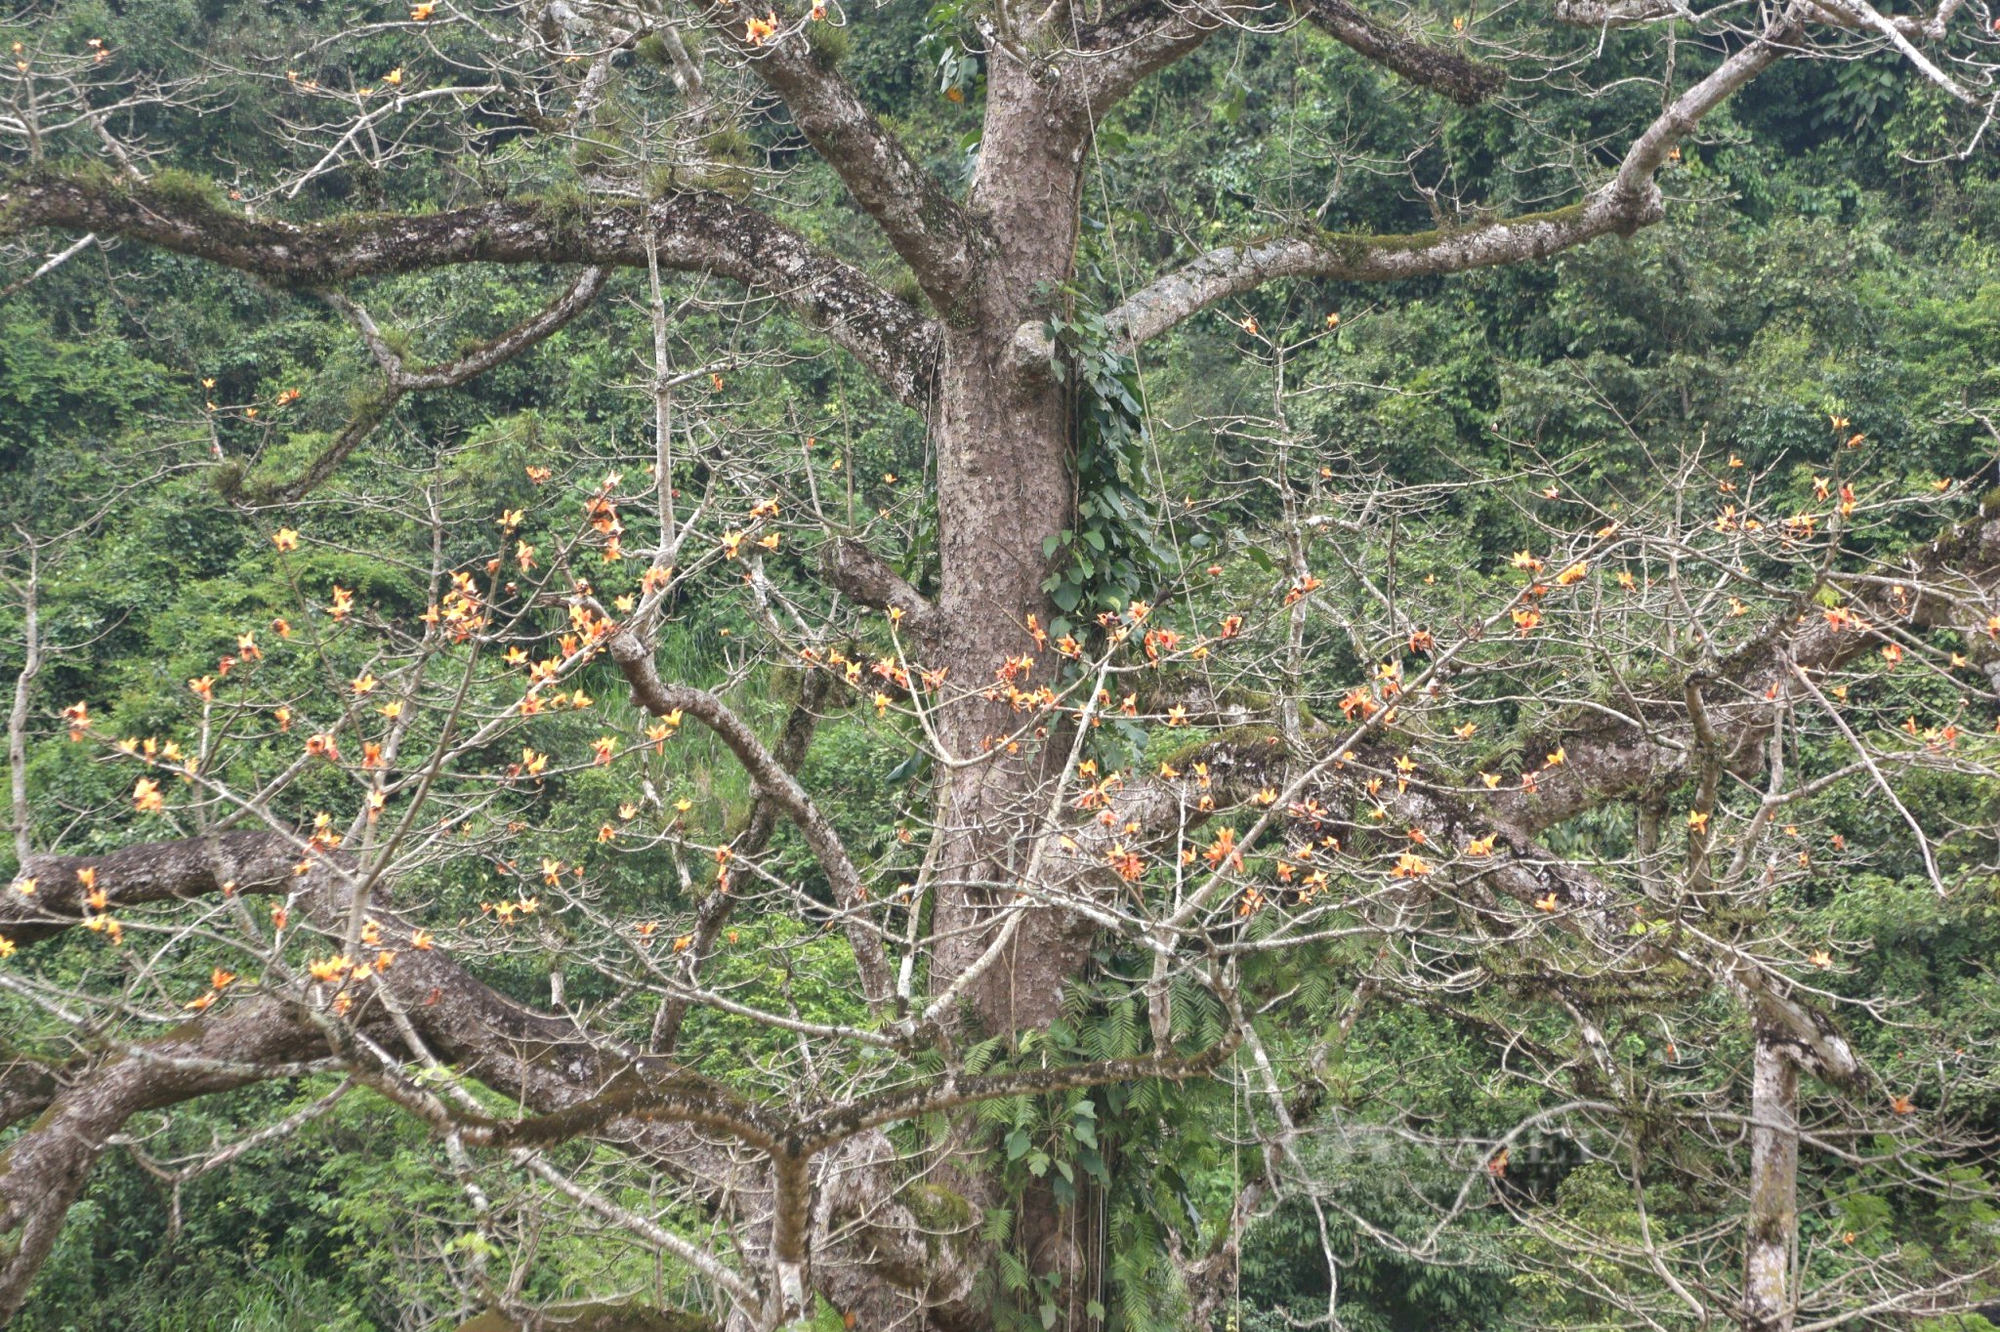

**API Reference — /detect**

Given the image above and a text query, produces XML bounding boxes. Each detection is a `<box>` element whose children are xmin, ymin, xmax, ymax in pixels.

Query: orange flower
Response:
<box><xmin>272</xmin><ymin>528</ymin><xmax>300</xmax><ymax>552</ymax></box>
<box><xmin>132</xmin><ymin>777</ymin><xmax>166</xmax><ymax>814</ymax></box>
<box><xmin>308</xmin><ymin>954</ymin><xmax>353</xmax><ymax>983</ymax></box>
<box><xmin>1204</xmin><ymin>828</ymin><xmax>1242</xmax><ymax>871</ymax></box>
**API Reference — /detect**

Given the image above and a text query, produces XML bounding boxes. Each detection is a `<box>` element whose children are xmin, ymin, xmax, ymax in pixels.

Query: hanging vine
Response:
<box><xmin>1041</xmin><ymin>309</ymin><xmax>1173</xmax><ymax>634</ymax></box>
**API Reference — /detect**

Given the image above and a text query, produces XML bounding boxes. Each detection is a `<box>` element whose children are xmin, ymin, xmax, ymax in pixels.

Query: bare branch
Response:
<box><xmin>609</xmin><ymin>629</ymin><xmax>896</xmax><ymax>1012</ymax></box>
<box><xmin>227</xmin><ymin>267</ymin><xmax>614</xmax><ymax>503</ymax></box>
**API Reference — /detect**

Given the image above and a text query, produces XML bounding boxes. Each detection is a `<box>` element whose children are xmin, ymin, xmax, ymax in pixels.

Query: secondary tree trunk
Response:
<box><xmin>1743</xmin><ymin>1025</ymin><xmax>1799</xmax><ymax>1332</ymax></box>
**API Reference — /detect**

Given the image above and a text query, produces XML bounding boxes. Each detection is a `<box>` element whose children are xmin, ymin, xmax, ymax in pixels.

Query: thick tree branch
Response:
<box><xmin>0</xmin><ymin>1050</ymin><xmax>61</xmax><ymax>1133</ymax></box>
<box><xmin>0</xmin><ymin>844</ymin><xmax>772</xmax><ymax>1301</ymax></box>
<box><xmin>1295</xmin><ymin>0</ymin><xmax>1507</xmax><ymax>104</ymax></box>
<box><xmin>1486</xmin><ymin>512</ymin><xmax>2000</xmax><ymax>838</ymax></box>
<box><xmin>1107</xmin><ymin>194</ymin><xmax>1664</xmax><ymax>347</ymax></box>
<box><xmin>7</xmin><ymin>830</ymin><xmax>301</xmax><ymax>945</ymax></box>
<box><xmin>1074</xmin><ymin>0</ymin><xmax>1502</xmax><ymax>118</ymax></box>
<box><xmin>1139</xmin><ymin>720</ymin><xmax>1867</xmax><ymax>1090</ymax></box>
<box><xmin>1743</xmin><ymin>1018</ymin><xmax>1801</xmax><ymax>1332</ymax></box>
<box><xmin>1075</xmin><ymin>0</ymin><xmax>1240</xmax><ymax>117</ymax></box>
<box><xmin>0</xmin><ymin>1001</ymin><xmax>326</xmax><ymax>1321</ymax></box>
<box><xmin>0</xmin><ymin>171</ymin><xmax>941</xmax><ymax>409</ymax></box>
<box><xmin>1352</xmin><ymin>744</ymin><xmax>1865</xmax><ymax>1087</ymax></box>
<box><xmin>732</xmin><ymin>36</ymin><xmax>982</xmax><ymax>312</ymax></box>
<box><xmin>1105</xmin><ymin>7</ymin><xmax>1803</xmax><ymax>347</ymax></box>
<box><xmin>819</xmin><ymin>537</ymin><xmax>936</xmax><ymax>641</ymax></box>
<box><xmin>795</xmin><ymin>1031</ymin><xmax>1241</xmax><ymax>1150</ymax></box>
<box><xmin>1554</xmin><ymin>0</ymin><xmax>1680</xmax><ymax>24</ymax></box>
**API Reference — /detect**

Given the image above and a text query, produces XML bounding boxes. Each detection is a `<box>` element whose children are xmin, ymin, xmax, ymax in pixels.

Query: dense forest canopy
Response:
<box><xmin>3</xmin><ymin>0</ymin><xmax>2000</xmax><ymax>1330</ymax></box>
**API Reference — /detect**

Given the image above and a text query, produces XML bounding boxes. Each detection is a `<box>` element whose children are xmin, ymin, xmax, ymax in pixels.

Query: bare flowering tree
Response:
<box><xmin>2</xmin><ymin>0</ymin><xmax>2000</xmax><ymax>1329</ymax></box>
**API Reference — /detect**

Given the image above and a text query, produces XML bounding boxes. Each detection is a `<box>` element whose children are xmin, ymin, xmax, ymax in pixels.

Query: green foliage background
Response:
<box><xmin>5</xmin><ymin>0</ymin><xmax>2000</xmax><ymax>1328</ymax></box>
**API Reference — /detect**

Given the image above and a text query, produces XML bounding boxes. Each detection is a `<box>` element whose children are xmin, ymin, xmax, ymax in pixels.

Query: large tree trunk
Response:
<box><xmin>928</xmin><ymin>51</ymin><xmax>1091</xmax><ymax>1037</ymax></box>
<box><xmin>923</xmin><ymin>50</ymin><xmax>1100</xmax><ymax>1327</ymax></box>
